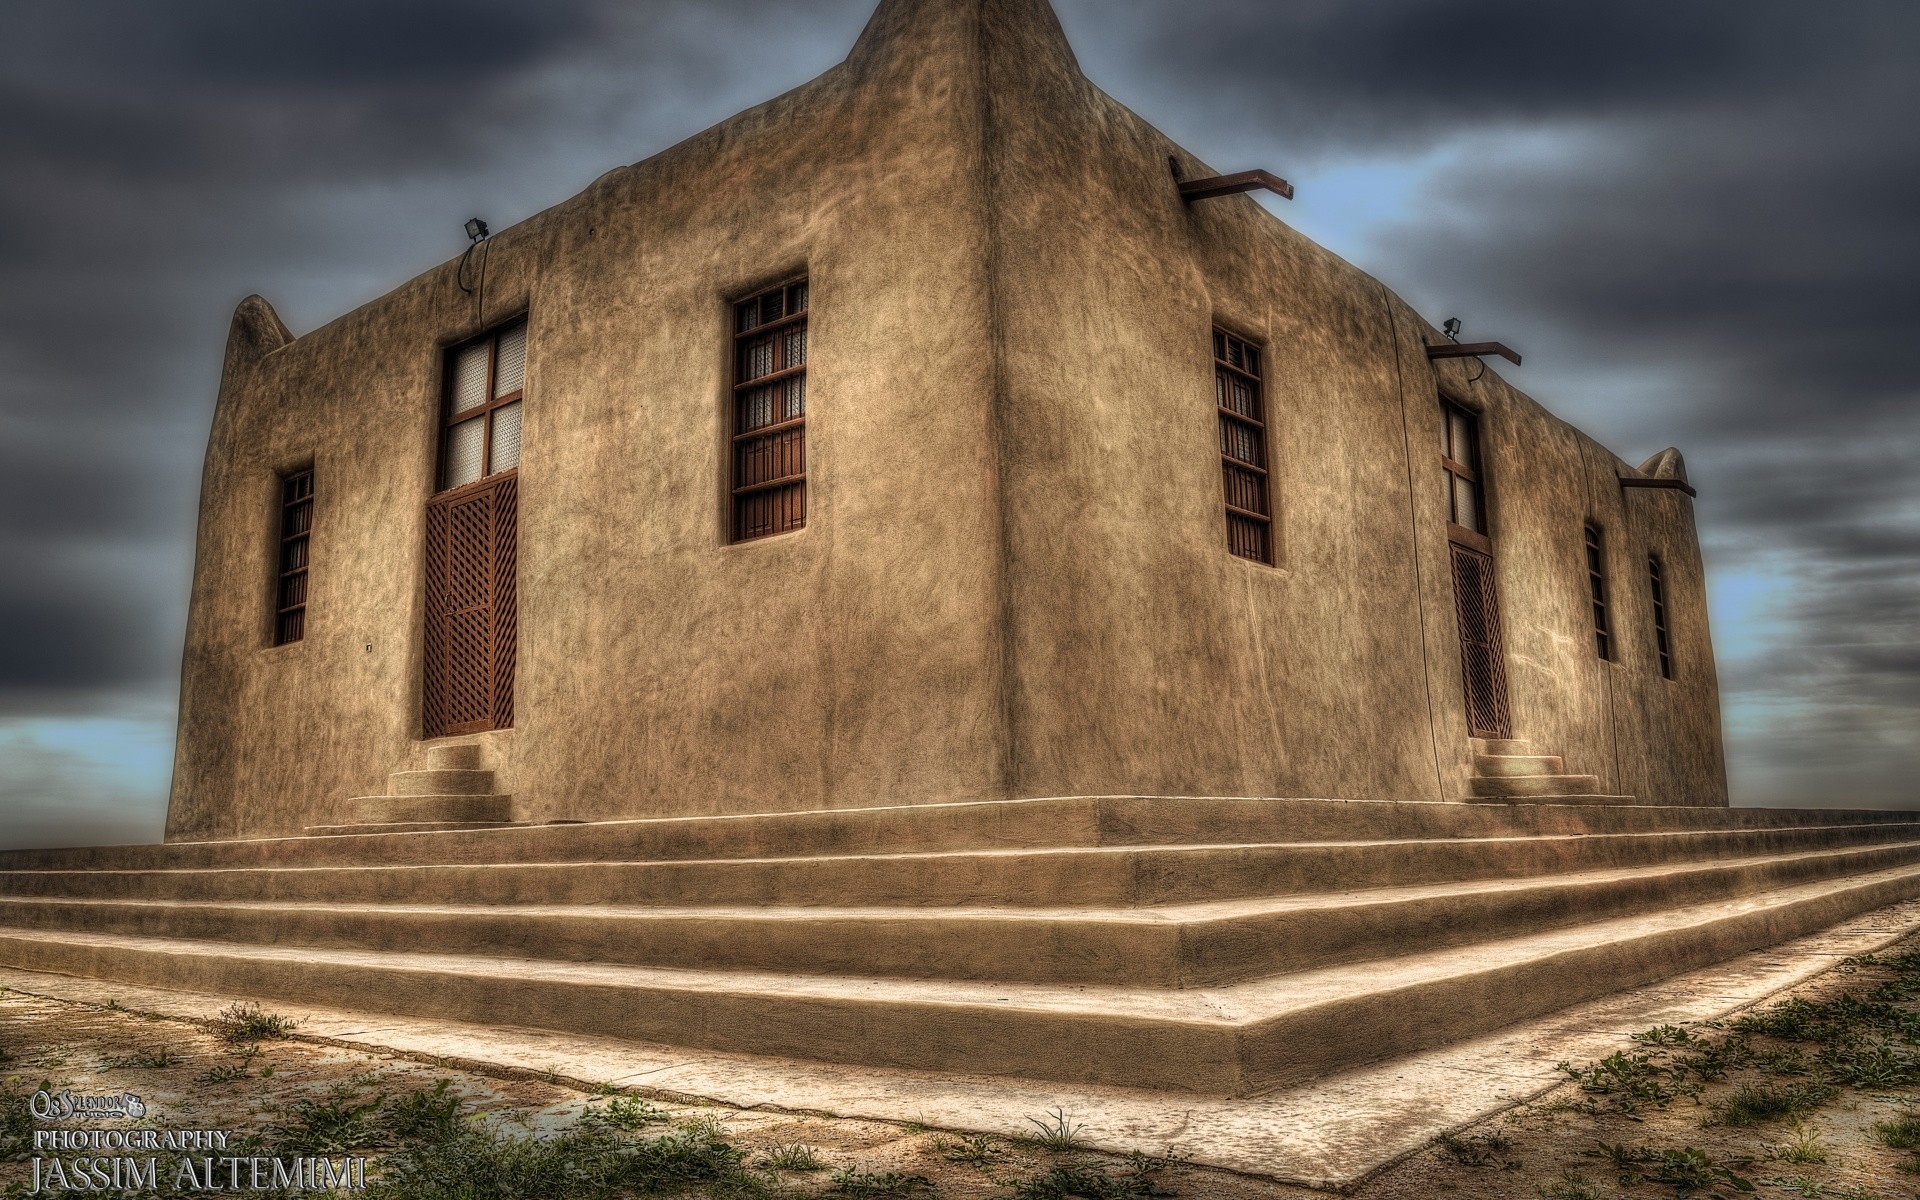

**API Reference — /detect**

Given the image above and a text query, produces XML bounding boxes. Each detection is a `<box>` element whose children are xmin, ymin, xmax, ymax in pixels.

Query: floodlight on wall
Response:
<box><xmin>1442</xmin><ymin>317</ymin><xmax>1463</xmax><ymax>341</ymax></box>
<box><xmin>465</xmin><ymin>218</ymin><xmax>491</xmax><ymax>244</ymax></box>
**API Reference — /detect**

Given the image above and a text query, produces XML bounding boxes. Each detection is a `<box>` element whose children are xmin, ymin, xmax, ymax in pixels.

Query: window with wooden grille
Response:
<box><xmin>1441</xmin><ymin>403</ymin><xmax>1487</xmax><ymax>540</ymax></box>
<box><xmin>272</xmin><ymin>470</ymin><xmax>314</xmax><ymax>645</ymax></box>
<box><xmin>731</xmin><ymin>279</ymin><xmax>808</xmax><ymax>542</ymax></box>
<box><xmin>1214</xmin><ymin>328</ymin><xmax>1272</xmax><ymax>564</ymax></box>
<box><xmin>441</xmin><ymin>320</ymin><xmax>526</xmax><ymax>491</ymax></box>
<box><xmin>1585</xmin><ymin>523</ymin><xmax>1612</xmax><ymax>660</ymax></box>
<box><xmin>1649</xmin><ymin>555</ymin><xmax>1674</xmax><ymax>679</ymax></box>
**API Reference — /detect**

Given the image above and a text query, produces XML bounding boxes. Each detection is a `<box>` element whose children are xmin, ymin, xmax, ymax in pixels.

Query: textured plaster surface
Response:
<box><xmin>5</xmin><ymin>898</ymin><xmax>1913</xmax><ymax>1188</ymax></box>
<box><xmin>167</xmin><ymin>0</ymin><xmax>1725</xmax><ymax>840</ymax></box>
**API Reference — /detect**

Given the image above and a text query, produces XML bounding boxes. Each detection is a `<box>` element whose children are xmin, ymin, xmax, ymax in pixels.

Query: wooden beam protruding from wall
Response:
<box><xmin>1179</xmin><ymin>169</ymin><xmax>1295</xmax><ymax>202</ymax></box>
<box><xmin>1427</xmin><ymin>341</ymin><xmax>1522</xmax><ymax>366</ymax></box>
<box><xmin>1619</xmin><ymin>476</ymin><xmax>1699</xmax><ymax>498</ymax></box>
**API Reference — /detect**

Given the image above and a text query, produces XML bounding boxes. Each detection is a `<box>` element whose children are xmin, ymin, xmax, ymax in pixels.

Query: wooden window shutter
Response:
<box><xmin>273</xmin><ymin>470</ymin><xmax>314</xmax><ymax>645</ymax></box>
<box><xmin>730</xmin><ymin>278</ymin><xmax>808</xmax><ymax>542</ymax></box>
<box><xmin>1214</xmin><ymin>328</ymin><xmax>1273</xmax><ymax>564</ymax></box>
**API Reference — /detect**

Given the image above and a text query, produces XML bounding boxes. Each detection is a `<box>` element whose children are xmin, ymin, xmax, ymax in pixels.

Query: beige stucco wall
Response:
<box><xmin>167</xmin><ymin>0</ymin><xmax>1725</xmax><ymax>840</ymax></box>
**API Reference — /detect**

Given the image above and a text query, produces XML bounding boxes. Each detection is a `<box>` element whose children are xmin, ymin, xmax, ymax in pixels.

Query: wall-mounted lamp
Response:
<box><xmin>1442</xmin><ymin>317</ymin><xmax>1462</xmax><ymax>342</ymax></box>
<box><xmin>465</xmin><ymin>218</ymin><xmax>491</xmax><ymax>244</ymax></box>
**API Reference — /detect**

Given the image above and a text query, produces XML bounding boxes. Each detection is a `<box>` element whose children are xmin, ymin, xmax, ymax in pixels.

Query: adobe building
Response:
<box><xmin>166</xmin><ymin>0</ymin><xmax>1721</xmax><ymax>843</ymax></box>
<box><xmin>1</xmin><ymin>0</ymin><xmax>1915</xmax><ymax>1109</ymax></box>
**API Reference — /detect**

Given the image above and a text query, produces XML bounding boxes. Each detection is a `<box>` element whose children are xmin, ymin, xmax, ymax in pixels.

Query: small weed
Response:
<box><xmin>1584</xmin><ymin>1139</ymin><xmax>1659</xmax><ymax>1175</ymax></box>
<box><xmin>0</xmin><ymin>1045</ymin><xmax>12</xmax><ymax>1065</ymax></box>
<box><xmin>101</xmin><ymin>998</ymin><xmax>124</xmax><ymax>1012</ymax></box>
<box><xmin>935</xmin><ymin>1133</ymin><xmax>1002</xmax><ymax>1165</ymax></box>
<box><xmin>1435</xmin><ymin>1129</ymin><xmax>1514</xmax><ymax>1167</ymax></box>
<box><xmin>675</xmin><ymin>1112</ymin><xmax>729</xmax><ymax>1140</ymax></box>
<box><xmin>1536</xmin><ymin>1171</ymin><xmax>1601</xmax><ymax>1200</ymax></box>
<box><xmin>759</xmin><ymin>1142</ymin><xmax>824</xmax><ymax>1171</ymax></box>
<box><xmin>1710</xmin><ymin>1082</ymin><xmax>1835</xmax><ymax>1126</ymax></box>
<box><xmin>267</xmin><ymin>1079</ymin><xmax>390</xmax><ymax>1154</ymax></box>
<box><xmin>1025</xmin><ymin>1106</ymin><xmax>1087</xmax><ymax>1151</ymax></box>
<box><xmin>195</xmin><ymin>1061</ymin><xmax>251</xmax><ymax>1084</ymax></box>
<box><xmin>593</xmin><ymin>1095</ymin><xmax>667</xmax><ymax>1131</ymax></box>
<box><xmin>1644</xmin><ymin>1147</ymin><xmax>1755</xmax><ymax>1198</ymax></box>
<box><xmin>3</xmin><ymin>1077</ymin><xmax>43</xmax><ymax>1159</ymax></box>
<box><xmin>1633</xmin><ymin>1024</ymin><xmax>1695</xmax><ymax>1047</ymax></box>
<box><xmin>214</xmin><ymin>1001</ymin><xmax>297</xmax><ymax>1046</ymax></box>
<box><xmin>385</xmin><ymin>1079</ymin><xmax>465</xmax><ymax>1145</ymax></box>
<box><xmin>826</xmin><ymin>1167</ymin><xmax>935</xmax><ymax>1197</ymax></box>
<box><xmin>101</xmin><ymin>1045</ymin><xmax>176</xmax><ymax>1069</ymax></box>
<box><xmin>1008</xmin><ymin>1154</ymin><xmax>1179</xmax><ymax>1200</ymax></box>
<box><xmin>1771</xmin><ymin>1124</ymin><xmax>1828</xmax><ymax>1165</ymax></box>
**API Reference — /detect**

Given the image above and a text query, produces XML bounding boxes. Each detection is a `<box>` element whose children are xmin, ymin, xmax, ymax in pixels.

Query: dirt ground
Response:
<box><xmin>7</xmin><ymin>941</ymin><xmax>1920</xmax><ymax>1199</ymax></box>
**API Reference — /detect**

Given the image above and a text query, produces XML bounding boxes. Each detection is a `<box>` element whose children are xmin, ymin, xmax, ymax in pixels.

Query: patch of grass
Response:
<box><xmin>101</xmin><ymin>998</ymin><xmax>124</xmax><ymax>1012</ymax></box>
<box><xmin>1024</xmin><ymin>1106</ymin><xmax>1087</xmax><ymax>1151</ymax></box>
<box><xmin>1771</xmin><ymin>1125</ymin><xmax>1828</xmax><ymax>1165</ymax></box>
<box><xmin>825</xmin><ymin>1166</ymin><xmax>935</xmax><ymax>1197</ymax></box>
<box><xmin>934</xmin><ymin>1133</ymin><xmax>1002</xmax><ymax>1165</ymax></box>
<box><xmin>1435</xmin><ymin>1129</ymin><xmax>1515</xmax><ymax>1167</ymax></box>
<box><xmin>758</xmin><ymin>1142</ymin><xmax>823</xmax><ymax>1171</ymax></box>
<box><xmin>1653</xmin><ymin>1148</ymin><xmax>1755</xmax><ymax>1196</ymax></box>
<box><xmin>1817</xmin><ymin>1038</ymin><xmax>1920</xmax><ymax>1088</ymax></box>
<box><xmin>385</xmin><ymin>1079</ymin><xmax>465</xmax><ymax>1146</ymax></box>
<box><xmin>267</xmin><ymin>1078</ymin><xmax>391</xmax><ymax>1154</ymax></box>
<box><xmin>1536</xmin><ymin>1171</ymin><xmax>1600</xmax><ymax>1200</ymax></box>
<box><xmin>1559</xmin><ymin>1050</ymin><xmax>1694</xmax><ymax>1112</ymax></box>
<box><xmin>3</xmin><ymin>1077</ymin><xmax>44</xmax><ymax>1160</ymax></box>
<box><xmin>1007</xmin><ymin>1154</ymin><xmax>1179</xmax><ymax>1200</ymax></box>
<box><xmin>1872</xmin><ymin>1110</ymin><xmax>1920</xmax><ymax>1150</ymax></box>
<box><xmin>100</xmin><ymin>1045</ymin><xmax>177</xmax><ymax>1069</ymax></box>
<box><xmin>214</xmin><ymin>1001</ymin><xmax>297</xmax><ymax>1046</ymax></box>
<box><xmin>364</xmin><ymin>1118</ymin><xmax>762</xmax><ymax>1199</ymax></box>
<box><xmin>1709</xmin><ymin>1082</ymin><xmax>1835</xmax><ymax>1126</ymax></box>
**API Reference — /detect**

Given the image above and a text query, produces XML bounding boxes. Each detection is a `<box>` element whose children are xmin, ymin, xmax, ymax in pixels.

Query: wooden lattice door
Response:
<box><xmin>1448</xmin><ymin>539</ymin><xmax>1512</xmax><ymax>739</ymax></box>
<box><xmin>423</xmin><ymin>474</ymin><xmax>517</xmax><ymax>738</ymax></box>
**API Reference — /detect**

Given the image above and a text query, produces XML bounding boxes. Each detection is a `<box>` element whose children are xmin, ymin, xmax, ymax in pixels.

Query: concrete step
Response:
<box><xmin>424</xmin><ymin>743</ymin><xmax>483</xmax><ymax>771</ymax></box>
<box><xmin>4</xmin><ymin>864</ymin><xmax>1916</xmax><ymax>1096</ymax></box>
<box><xmin>349</xmin><ymin>794</ymin><xmax>513</xmax><ymax>825</ymax></box>
<box><xmin>385</xmin><ymin>770</ymin><xmax>497</xmax><ymax>798</ymax></box>
<box><xmin>7</xmin><ymin>797</ymin><xmax>1917</xmax><ymax>874</ymax></box>
<box><xmin>304</xmin><ymin>821</ymin><xmax>523</xmax><ymax>837</ymax></box>
<box><xmin>1470</xmin><ymin>774</ymin><xmax>1604</xmax><ymax>798</ymax></box>
<box><xmin>1473</xmin><ymin>753</ymin><xmax>1565</xmax><ymax>778</ymax></box>
<box><xmin>1470</xmin><ymin>738</ymin><xmax>1533</xmax><ymax>756</ymax></box>
<box><xmin>6</xmin><ymin>823</ymin><xmax>1918</xmax><ymax>909</ymax></box>
<box><xmin>4</xmin><ymin>840</ymin><xmax>1916</xmax><ymax>988</ymax></box>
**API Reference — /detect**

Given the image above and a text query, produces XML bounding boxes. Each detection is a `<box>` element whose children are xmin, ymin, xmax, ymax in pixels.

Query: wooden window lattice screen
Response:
<box><xmin>273</xmin><ymin>470</ymin><xmax>314</xmax><ymax>645</ymax></box>
<box><xmin>1214</xmin><ymin>329</ymin><xmax>1273</xmax><ymax>564</ymax></box>
<box><xmin>1586</xmin><ymin>523</ymin><xmax>1612</xmax><ymax>661</ymax></box>
<box><xmin>731</xmin><ymin>279</ymin><xmax>808</xmax><ymax>542</ymax></box>
<box><xmin>1649</xmin><ymin>555</ymin><xmax>1674</xmax><ymax>679</ymax></box>
<box><xmin>1450</xmin><ymin>540</ymin><xmax>1513</xmax><ymax>739</ymax></box>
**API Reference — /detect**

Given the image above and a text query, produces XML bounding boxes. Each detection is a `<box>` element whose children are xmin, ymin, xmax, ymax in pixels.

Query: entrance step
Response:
<box><xmin>3</xmin><ymin>863</ymin><xmax>1917</xmax><ymax>1096</ymax></box>
<box><xmin>1471</xmin><ymin>774</ymin><xmax>1604</xmax><ymax>798</ymax></box>
<box><xmin>326</xmin><ymin>747</ymin><xmax>513</xmax><ymax>833</ymax></box>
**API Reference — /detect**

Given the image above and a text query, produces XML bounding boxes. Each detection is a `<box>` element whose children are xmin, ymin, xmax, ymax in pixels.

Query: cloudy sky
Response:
<box><xmin>2</xmin><ymin>0</ymin><xmax>1915</xmax><ymax>848</ymax></box>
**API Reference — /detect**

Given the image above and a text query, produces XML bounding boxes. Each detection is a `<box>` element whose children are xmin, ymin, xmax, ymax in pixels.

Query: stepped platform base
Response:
<box><xmin>5</xmin><ymin>896</ymin><xmax>1916</xmax><ymax>1188</ymax></box>
<box><xmin>5</xmin><ymin>795</ymin><xmax>1920</xmax><ymax>1101</ymax></box>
